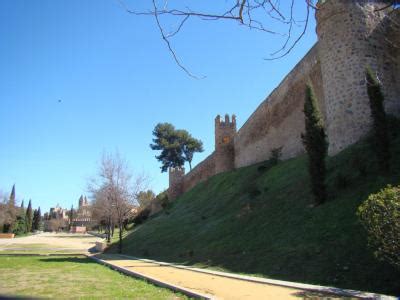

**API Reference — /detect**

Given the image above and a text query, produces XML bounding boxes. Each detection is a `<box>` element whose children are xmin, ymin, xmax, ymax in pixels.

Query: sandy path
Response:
<box><xmin>97</xmin><ymin>254</ymin><xmax>355</xmax><ymax>300</ymax></box>
<box><xmin>0</xmin><ymin>232</ymin><xmax>103</xmax><ymax>253</ymax></box>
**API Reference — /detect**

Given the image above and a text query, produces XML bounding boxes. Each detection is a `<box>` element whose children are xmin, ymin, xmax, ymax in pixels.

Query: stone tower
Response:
<box><xmin>215</xmin><ymin>114</ymin><xmax>237</xmax><ymax>174</ymax></box>
<box><xmin>78</xmin><ymin>195</ymin><xmax>84</xmax><ymax>208</ymax></box>
<box><xmin>168</xmin><ymin>167</ymin><xmax>185</xmax><ymax>200</ymax></box>
<box><xmin>316</xmin><ymin>0</ymin><xmax>400</xmax><ymax>155</ymax></box>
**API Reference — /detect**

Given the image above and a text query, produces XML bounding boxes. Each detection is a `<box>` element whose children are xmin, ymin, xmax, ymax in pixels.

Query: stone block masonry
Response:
<box><xmin>317</xmin><ymin>0</ymin><xmax>400</xmax><ymax>154</ymax></box>
<box><xmin>168</xmin><ymin>0</ymin><xmax>400</xmax><ymax>200</ymax></box>
<box><xmin>234</xmin><ymin>45</ymin><xmax>325</xmax><ymax>167</ymax></box>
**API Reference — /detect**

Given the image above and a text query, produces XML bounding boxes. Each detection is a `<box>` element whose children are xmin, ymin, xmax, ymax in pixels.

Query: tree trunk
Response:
<box><xmin>189</xmin><ymin>161</ymin><xmax>192</xmax><ymax>171</ymax></box>
<box><xmin>118</xmin><ymin>223</ymin><xmax>123</xmax><ymax>253</ymax></box>
<box><xmin>107</xmin><ymin>219</ymin><xmax>111</xmax><ymax>243</ymax></box>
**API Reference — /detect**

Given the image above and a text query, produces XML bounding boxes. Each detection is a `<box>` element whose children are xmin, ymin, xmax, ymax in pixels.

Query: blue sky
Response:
<box><xmin>0</xmin><ymin>1</ymin><xmax>317</xmax><ymax>213</ymax></box>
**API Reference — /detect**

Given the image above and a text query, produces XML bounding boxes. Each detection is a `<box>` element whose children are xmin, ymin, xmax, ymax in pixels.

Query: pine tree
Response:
<box><xmin>32</xmin><ymin>209</ymin><xmax>38</xmax><ymax>231</ymax></box>
<box><xmin>3</xmin><ymin>184</ymin><xmax>17</xmax><ymax>233</ymax></box>
<box><xmin>20</xmin><ymin>200</ymin><xmax>24</xmax><ymax>209</ymax></box>
<box><xmin>301</xmin><ymin>84</ymin><xmax>328</xmax><ymax>205</ymax></box>
<box><xmin>366</xmin><ymin>67</ymin><xmax>390</xmax><ymax>173</ymax></box>
<box><xmin>69</xmin><ymin>205</ymin><xmax>74</xmax><ymax>231</ymax></box>
<box><xmin>37</xmin><ymin>207</ymin><xmax>42</xmax><ymax>231</ymax></box>
<box><xmin>9</xmin><ymin>185</ymin><xmax>16</xmax><ymax>207</ymax></box>
<box><xmin>26</xmin><ymin>199</ymin><xmax>33</xmax><ymax>233</ymax></box>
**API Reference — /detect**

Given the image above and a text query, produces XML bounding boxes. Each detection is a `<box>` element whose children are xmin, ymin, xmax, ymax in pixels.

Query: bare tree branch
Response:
<box><xmin>266</xmin><ymin>0</ymin><xmax>310</xmax><ymax>60</ymax></box>
<box><xmin>152</xmin><ymin>0</ymin><xmax>205</xmax><ymax>79</ymax></box>
<box><xmin>115</xmin><ymin>1</ymin><xmax>398</xmax><ymax>76</ymax></box>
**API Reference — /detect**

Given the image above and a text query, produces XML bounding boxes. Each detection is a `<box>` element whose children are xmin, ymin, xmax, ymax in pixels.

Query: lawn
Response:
<box><xmin>0</xmin><ymin>255</ymin><xmax>187</xmax><ymax>299</ymax></box>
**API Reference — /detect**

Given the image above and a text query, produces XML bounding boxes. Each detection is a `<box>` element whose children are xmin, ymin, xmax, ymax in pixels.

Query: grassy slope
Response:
<box><xmin>0</xmin><ymin>255</ymin><xmax>187</xmax><ymax>299</ymax></box>
<box><xmin>113</xmin><ymin>121</ymin><xmax>400</xmax><ymax>295</ymax></box>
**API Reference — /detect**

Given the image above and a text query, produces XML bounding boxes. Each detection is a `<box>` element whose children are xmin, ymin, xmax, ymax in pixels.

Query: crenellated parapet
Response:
<box><xmin>215</xmin><ymin>114</ymin><xmax>236</xmax><ymax>128</ymax></box>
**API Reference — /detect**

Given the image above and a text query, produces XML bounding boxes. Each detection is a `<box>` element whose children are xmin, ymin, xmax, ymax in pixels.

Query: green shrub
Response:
<box><xmin>270</xmin><ymin>147</ymin><xmax>283</xmax><ymax>165</ymax></box>
<box><xmin>12</xmin><ymin>215</ymin><xmax>27</xmax><ymax>236</ymax></box>
<box><xmin>333</xmin><ymin>173</ymin><xmax>350</xmax><ymax>190</ymax></box>
<box><xmin>157</xmin><ymin>191</ymin><xmax>169</xmax><ymax>209</ymax></box>
<box><xmin>132</xmin><ymin>207</ymin><xmax>151</xmax><ymax>225</ymax></box>
<box><xmin>366</xmin><ymin>67</ymin><xmax>390</xmax><ymax>173</ymax></box>
<box><xmin>257</xmin><ymin>149</ymin><xmax>282</xmax><ymax>173</ymax></box>
<box><xmin>358</xmin><ymin>185</ymin><xmax>400</xmax><ymax>268</ymax></box>
<box><xmin>301</xmin><ymin>84</ymin><xmax>328</xmax><ymax>205</ymax></box>
<box><xmin>350</xmin><ymin>156</ymin><xmax>368</xmax><ymax>177</ymax></box>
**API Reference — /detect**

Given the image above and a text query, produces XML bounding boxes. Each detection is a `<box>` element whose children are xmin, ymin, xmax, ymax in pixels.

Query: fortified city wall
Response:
<box><xmin>168</xmin><ymin>0</ymin><xmax>400</xmax><ymax>200</ymax></box>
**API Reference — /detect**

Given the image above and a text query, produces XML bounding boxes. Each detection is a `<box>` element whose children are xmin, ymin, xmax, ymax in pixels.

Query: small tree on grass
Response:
<box><xmin>13</xmin><ymin>215</ymin><xmax>27</xmax><ymax>235</ymax></box>
<box><xmin>358</xmin><ymin>185</ymin><xmax>400</xmax><ymax>268</ymax></box>
<box><xmin>68</xmin><ymin>205</ymin><xmax>75</xmax><ymax>231</ymax></box>
<box><xmin>90</xmin><ymin>152</ymin><xmax>148</xmax><ymax>252</ymax></box>
<box><xmin>366</xmin><ymin>67</ymin><xmax>390</xmax><ymax>173</ymax></box>
<box><xmin>32</xmin><ymin>207</ymin><xmax>42</xmax><ymax>231</ymax></box>
<box><xmin>301</xmin><ymin>84</ymin><xmax>328</xmax><ymax>206</ymax></box>
<box><xmin>26</xmin><ymin>199</ymin><xmax>33</xmax><ymax>233</ymax></box>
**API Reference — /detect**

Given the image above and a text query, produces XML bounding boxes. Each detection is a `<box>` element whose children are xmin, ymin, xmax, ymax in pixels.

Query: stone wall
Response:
<box><xmin>317</xmin><ymin>0</ymin><xmax>400</xmax><ymax>154</ymax></box>
<box><xmin>183</xmin><ymin>153</ymin><xmax>216</xmax><ymax>193</ymax></box>
<box><xmin>234</xmin><ymin>45</ymin><xmax>325</xmax><ymax>168</ymax></box>
<box><xmin>168</xmin><ymin>0</ymin><xmax>400</xmax><ymax>199</ymax></box>
<box><xmin>376</xmin><ymin>9</ymin><xmax>400</xmax><ymax>116</ymax></box>
<box><xmin>168</xmin><ymin>167</ymin><xmax>185</xmax><ymax>200</ymax></box>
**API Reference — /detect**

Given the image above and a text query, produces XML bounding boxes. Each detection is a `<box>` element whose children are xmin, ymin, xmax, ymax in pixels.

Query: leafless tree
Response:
<box><xmin>47</xmin><ymin>218</ymin><xmax>67</xmax><ymax>232</ymax></box>
<box><xmin>90</xmin><ymin>185</ymin><xmax>118</xmax><ymax>242</ymax></box>
<box><xmin>0</xmin><ymin>189</ymin><xmax>18</xmax><ymax>233</ymax></box>
<box><xmin>117</xmin><ymin>0</ymin><xmax>398</xmax><ymax>78</ymax></box>
<box><xmin>89</xmin><ymin>152</ymin><xmax>148</xmax><ymax>252</ymax></box>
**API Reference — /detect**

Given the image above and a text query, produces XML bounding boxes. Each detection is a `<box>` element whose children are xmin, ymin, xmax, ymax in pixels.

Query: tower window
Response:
<box><xmin>223</xmin><ymin>136</ymin><xmax>230</xmax><ymax>144</ymax></box>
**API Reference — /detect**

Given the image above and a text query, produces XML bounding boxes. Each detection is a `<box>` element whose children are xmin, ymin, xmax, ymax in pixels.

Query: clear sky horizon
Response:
<box><xmin>0</xmin><ymin>1</ymin><xmax>317</xmax><ymax>213</ymax></box>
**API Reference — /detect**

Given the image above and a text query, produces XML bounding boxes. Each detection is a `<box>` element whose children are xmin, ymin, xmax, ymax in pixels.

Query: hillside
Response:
<box><xmin>111</xmin><ymin>119</ymin><xmax>400</xmax><ymax>296</ymax></box>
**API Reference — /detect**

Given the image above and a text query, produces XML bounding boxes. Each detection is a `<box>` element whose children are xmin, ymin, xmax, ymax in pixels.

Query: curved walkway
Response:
<box><xmin>92</xmin><ymin>254</ymin><xmax>395</xmax><ymax>300</ymax></box>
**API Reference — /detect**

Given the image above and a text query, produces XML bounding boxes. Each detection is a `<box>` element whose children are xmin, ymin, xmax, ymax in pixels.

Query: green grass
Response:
<box><xmin>0</xmin><ymin>255</ymin><xmax>187</xmax><ymax>299</ymax></box>
<box><xmin>14</xmin><ymin>233</ymin><xmax>34</xmax><ymax>238</ymax></box>
<box><xmin>110</xmin><ymin>224</ymin><xmax>134</xmax><ymax>244</ymax></box>
<box><xmin>109</xmin><ymin>119</ymin><xmax>400</xmax><ymax>296</ymax></box>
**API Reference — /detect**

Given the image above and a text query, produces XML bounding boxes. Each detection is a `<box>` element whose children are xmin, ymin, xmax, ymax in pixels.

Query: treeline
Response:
<box><xmin>0</xmin><ymin>185</ymin><xmax>42</xmax><ymax>235</ymax></box>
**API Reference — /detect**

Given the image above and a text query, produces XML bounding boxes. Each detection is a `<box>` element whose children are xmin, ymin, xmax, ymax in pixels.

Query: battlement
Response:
<box><xmin>215</xmin><ymin>114</ymin><xmax>237</xmax><ymax>128</ymax></box>
<box><xmin>169</xmin><ymin>166</ymin><xmax>185</xmax><ymax>175</ymax></box>
<box><xmin>169</xmin><ymin>167</ymin><xmax>185</xmax><ymax>185</ymax></box>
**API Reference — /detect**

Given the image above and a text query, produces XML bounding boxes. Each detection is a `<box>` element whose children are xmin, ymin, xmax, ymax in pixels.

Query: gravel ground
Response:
<box><xmin>0</xmin><ymin>232</ymin><xmax>103</xmax><ymax>253</ymax></box>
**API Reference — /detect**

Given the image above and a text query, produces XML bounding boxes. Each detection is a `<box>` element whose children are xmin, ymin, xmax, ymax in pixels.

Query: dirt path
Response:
<box><xmin>96</xmin><ymin>254</ymin><xmax>365</xmax><ymax>300</ymax></box>
<box><xmin>0</xmin><ymin>232</ymin><xmax>103</xmax><ymax>253</ymax></box>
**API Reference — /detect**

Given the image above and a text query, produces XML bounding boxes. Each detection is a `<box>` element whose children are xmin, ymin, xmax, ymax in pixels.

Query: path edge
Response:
<box><xmin>114</xmin><ymin>254</ymin><xmax>397</xmax><ymax>300</ymax></box>
<box><xmin>87</xmin><ymin>254</ymin><xmax>214</xmax><ymax>300</ymax></box>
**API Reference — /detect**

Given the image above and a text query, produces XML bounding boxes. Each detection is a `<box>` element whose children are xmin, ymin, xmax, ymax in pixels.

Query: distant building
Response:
<box><xmin>69</xmin><ymin>195</ymin><xmax>93</xmax><ymax>233</ymax></box>
<box><xmin>44</xmin><ymin>204</ymin><xmax>69</xmax><ymax>232</ymax></box>
<box><xmin>49</xmin><ymin>204</ymin><xmax>69</xmax><ymax>220</ymax></box>
<box><xmin>44</xmin><ymin>196</ymin><xmax>93</xmax><ymax>232</ymax></box>
<box><xmin>73</xmin><ymin>195</ymin><xmax>91</xmax><ymax>226</ymax></box>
